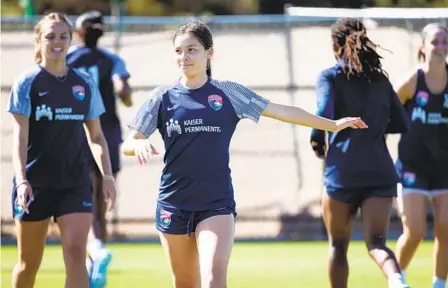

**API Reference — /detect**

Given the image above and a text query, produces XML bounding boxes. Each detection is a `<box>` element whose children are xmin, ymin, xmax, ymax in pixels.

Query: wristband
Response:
<box><xmin>16</xmin><ymin>180</ymin><xmax>29</xmax><ymax>189</ymax></box>
<box><xmin>104</xmin><ymin>175</ymin><xmax>115</xmax><ymax>181</ymax></box>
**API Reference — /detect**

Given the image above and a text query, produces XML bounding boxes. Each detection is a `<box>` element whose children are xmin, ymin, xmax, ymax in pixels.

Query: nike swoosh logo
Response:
<box><xmin>167</xmin><ymin>105</ymin><xmax>179</xmax><ymax>111</ymax></box>
<box><xmin>39</xmin><ymin>91</ymin><xmax>49</xmax><ymax>96</ymax></box>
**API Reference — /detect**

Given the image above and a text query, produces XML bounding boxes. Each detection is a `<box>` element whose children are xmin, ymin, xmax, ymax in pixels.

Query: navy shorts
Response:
<box><xmin>396</xmin><ymin>159</ymin><xmax>448</xmax><ymax>191</ymax></box>
<box><xmin>326</xmin><ymin>185</ymin><xmax>397</xmax><ymax>215</ymax></box>
<box><xmin>156</xmin><ymin>204</ymin><xmax>237</xmax><ymax>235</ymax></box>
<box><xmin>12</xmin><ymin>185</ymin><xmax>93</xmax><ymax>222</ymax></box>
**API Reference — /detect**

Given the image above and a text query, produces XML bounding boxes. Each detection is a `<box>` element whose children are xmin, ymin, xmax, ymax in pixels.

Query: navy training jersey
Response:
<box><xmin>7</xmin><ymin>65</ymin><xmax>105</xmax><ymax>189</ymax></box>
<box><xmin>398</xmin><ymin>66</ymin><xmax>448</xmax><ymax>167</ymax></box>
<box><xmin>310</xmin><ymin>63</ymin><xmax>410</xmax><ymax>189</ymax></box>
<box><xmin>67</xmin><ymin>46</ymin><xmax>130</xmax><ymax>129</ymax></box>
<box><xmin>129</xmin><ymin>78</ymin><xmax>270</xmax><ymax>211</ymax></box>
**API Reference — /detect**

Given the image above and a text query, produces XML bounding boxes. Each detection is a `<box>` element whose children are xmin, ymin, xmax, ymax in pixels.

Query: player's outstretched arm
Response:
<box><xmin>261</xmin><ymin>102</ymin><xmax>367</xmax><ymax>132</ymax></box>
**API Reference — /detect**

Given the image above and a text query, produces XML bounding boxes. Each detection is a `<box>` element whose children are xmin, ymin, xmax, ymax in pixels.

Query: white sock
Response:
<box><xmin>388</xmin><ymin>273</ymin><xmax>406</xmax><ymax>287</ymax></box>
<box><xmin>433</xmin><ymin>276</ymin><xmax>447</xmax><ymax>288</ymax></box>
<box><xmin>87</xmin><ymin>238</ymin><xmax>104</xmax><ymax>259</ymax></box>
<box><xmin>401</xmin><ymin>269</ymin><xmax>407</xmax><ymax>281</ymax></box>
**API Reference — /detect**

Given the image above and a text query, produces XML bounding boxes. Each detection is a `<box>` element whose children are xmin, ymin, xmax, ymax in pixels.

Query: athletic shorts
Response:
<box><xmin>155</xmin><ymin>204</ymin><xmax>237</xmax><ymax>235</ymax></box>
<box><xmin>396</xmin><ymin>159</ymin><xmax>448</xmax><ymax>196</ymax></box>
<box><xmin>12</xmin><ymin>185</ymin><xmax>93</xmax><ymax>222</ymax></box>
<box><xmin>326</xmin><ymin>185</ymin><xmax>397</xmax><ymax>215</ymax></box>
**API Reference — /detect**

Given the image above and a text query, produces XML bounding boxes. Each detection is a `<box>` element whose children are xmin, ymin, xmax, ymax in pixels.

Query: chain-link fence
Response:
<box><xmin>1</xmin><ymin>11</ymin><xmax>446</xmax><ymax>241</ymax></box>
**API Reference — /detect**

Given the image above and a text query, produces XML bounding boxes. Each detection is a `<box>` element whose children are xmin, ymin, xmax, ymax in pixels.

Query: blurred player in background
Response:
<box><xmin>122</xmin><ymin>19</ymin><xmax>366</xmax><ymax>288</ymax></box>
<box><xmin>8</xmin><ymin>12</ymin><xmax>116</xmax><ymax>288</ymax></box>
<box><xmin>393</xmin><ymin>23</ymin><xmax>448</xmax><ymax>288</ymax></box>
<box><xmin>67</xmin><ymin>10</ymin><xmax>132</xmax><ymax>288</ymax></box>
<box><xmin>310</xmin><ymin>18</ymin><xmax>410</xmax><ymax>288</ymax></box>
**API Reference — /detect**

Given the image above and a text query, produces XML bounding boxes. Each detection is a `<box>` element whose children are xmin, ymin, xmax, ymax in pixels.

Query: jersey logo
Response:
<box><xmin>166</xmin><ymin>118</ymin><xmax>182</xmax><ymax>137</ymax></box>
<box><xmin>411</xmin><ymin>107</ymin><xmax>426</xmax><ymax>124</ymax></box>
<box><xmin>167</xmin><ymin>105</ymin><xmax>179</xmax><ymax>111</ymax></box>
<box><xmin>72</xmin><ymin>85</ymin><xmax>85</xmax><ymax>101</ymax></box>
<box><xmin>444</xmin><ymin>93</ymin><xmax>448</xmax><ymax>108</ymax></box>
<box><xmin>403</xmin><ymin>172</ymin><xmax>416</xmax><ymax>186</ymax></box>
<box><xmin>208</xmin><ymin>95</ymin><xmax>223</xmax><ymax>111</ymax></box>
<box><xmin>35</xmin><ymin>104</ymin><xmax>53</xmax><ymax>121</ymax></box>
<box><xmin>38</xmin><ymin>91</ymin><xmax>49</xmax><ymax>97</ymax></box>
<box><xmin>415</xmin><ymin>90</ymin><xmax>429</xmax><ymax>107</ymax></box>
<box><xmin>159</xmin><ymin>209</ymin><xmax>172</xmax><ymax>228</ymax></box>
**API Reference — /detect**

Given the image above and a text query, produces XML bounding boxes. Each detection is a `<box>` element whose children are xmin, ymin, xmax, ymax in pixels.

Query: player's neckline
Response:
<box><xmin>38</xmin><ymin>64</ymin><xmax>69</xmax><ymax>83</ymax></box>
<box><xmin>177</xmin><ymin>76</ymin><xmax>210</xmax><ymax>92</ymax></box>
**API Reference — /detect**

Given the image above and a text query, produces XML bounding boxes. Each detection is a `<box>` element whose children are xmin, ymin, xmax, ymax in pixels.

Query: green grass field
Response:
<box><xmin>1</xmin><ymin>241</ymin><xmax>433</xmax><ymax>287</ymax></box>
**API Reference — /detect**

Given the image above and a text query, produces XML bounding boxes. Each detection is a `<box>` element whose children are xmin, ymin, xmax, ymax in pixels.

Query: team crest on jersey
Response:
<box><xmin>208</xmin><ymin>95</ymin><xmax>223</xmax><ymax>111</ymax></box>
<box><xmin>72</xmin><ymin>85</ymin><xmax>85</xmax><ymax>101</ymax></box>
<box><xmin>403</xmin><ymin>172</ymin><xmax>416</xmax><ymax>186</ymax></box>
<box><xmin>415</xmin><ymin>90</ymin><xmax>429</xmax><ymax>107</ymax></box>
<box><xmin>159</xmin><ymin>209</ymin><xmax>172</xmax><ymax>228</ymax></box>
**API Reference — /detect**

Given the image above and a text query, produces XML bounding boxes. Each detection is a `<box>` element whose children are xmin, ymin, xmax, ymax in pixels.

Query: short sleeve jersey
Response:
<box><xmin>129</xmin><ymin>78</ymin><xmax>270</xmax><ymax>211</ymax></box>
<box><xmin>310</xmin><ymin>63</ymin><xmax>409</xmax><ymax>189</ymax></box>
<box><xmin>67</xmin><ymin>46</ymin><xmax>130</xmax><ymax>129</ymax></box>
<box><xmin>7</xmin><ymin>65</ymin><xmax>105</xmax><ymax>189</ymax></box>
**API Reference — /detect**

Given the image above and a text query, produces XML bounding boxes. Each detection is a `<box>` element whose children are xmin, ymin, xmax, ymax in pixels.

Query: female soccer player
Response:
<box><xmin>122</xmin><ymin>19</ymin><xmax>367</xmax><ymax>288</ymax></box>
<box><xmin>393</xmin><ymin>23</ymin><xmax>448</xmax><ymax>288</ymax></box>
<box><xmin>67</xmin><ymin>10</ymin><xmax>133</xmax><ymax>287</ymax></box>
<box><xmin>8</xmin><ymin>12</ymin><xmax>116</xmax><ymax>288</ymax></box>
<box><xmin>309</xmin><ymin>18</ymin><xmax>410</xmax><ymax>288</ymax></box>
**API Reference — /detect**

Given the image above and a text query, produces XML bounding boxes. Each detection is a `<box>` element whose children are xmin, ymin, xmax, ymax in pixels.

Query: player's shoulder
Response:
<box><xmin>394</xmin><ymin>66</ymin><xmax>420</xmax><ymax>91</ymax></box>
<box><xmin>209</xmin><ymin>78</ymin><xmax>247</xmax><ymax>91</ymax></box>
<box><xmin>13</xmin><ymin>65</ymin><xmax>42</xmax><ymax>88</ymax></box>
<box><xmin>67</xmin><ymin>45</ymin><xmax>80</xmax><ymax>55</ymax></box>
<box><xmin>71</xmin><ymin>66</ymin><xmax>95</xmax><ymax>88</ymax></box>
<box><xmin>151</xmin><ymin>83</ymin><xmax>177</xmax><ymax>100</ymax></box>
<box><xmin>319</xmin><ymin>64</ymin><xmax>340</xmax><ymax>80</ymax></box>
<box><xmin>66</xmin><ymin>45</ymin><xmax>90</xmax><ymax>58</ymax></box>
<box><xmin>97</xmin><ymin>47</ymin><xmax>123</xmax><ymax>63</ymax></box>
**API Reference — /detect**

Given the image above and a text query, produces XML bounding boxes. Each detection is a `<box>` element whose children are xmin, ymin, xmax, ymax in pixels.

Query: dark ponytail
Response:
<box><xmin>331</xmin><ymin>17</ymin><xmax>389</xmax><ymax>80</ymax></box>
<box><xmin>206</xmin><ymin>59</ymin><xmax>212</xmax><ymax>77</ymax></box>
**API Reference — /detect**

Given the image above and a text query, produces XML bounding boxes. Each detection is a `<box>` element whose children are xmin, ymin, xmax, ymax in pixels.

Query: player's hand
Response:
<box><xmin>334</xmin><ymin>117</ymin><xmax>368</xmax><ymax>132</ymax></box>
<box><xmin>120</xmin><ymin>95</ymin><xmax>133</xmax><ymax>107</ymax></box>
<box><xmin>16</xmin><ymin>181</ymin><xmax>34</xmax><ymax>214</ymax></box>
<box><xmin>311</xmin><ymin>141</ymin><xmax>327</xmax><ymax>159</ymax></box>
<box><xmin>102</xmin><ymin>176</ymin><xmax>117</xmax><ymax>211</ymax></box>
<box><xmin>134</xmin><ymin>139</ymin><xmax>159</xmax><ymax>165</ymax></box>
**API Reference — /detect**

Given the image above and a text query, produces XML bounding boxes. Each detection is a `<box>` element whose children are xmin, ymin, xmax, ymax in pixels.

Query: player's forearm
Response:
<box><xmin>12</xmin><ymin>133</ymin><xmax>28</xmax><ymax>183</ymax></box>
<box><xmin>265</xmin><ymin>103</ymin><xmax>338</xmax><ymax>132</ymax></box>
<box><xmin>89</xmin><ymin>134</ymin><xmax>113</xmax><ymax>176</ymax></box>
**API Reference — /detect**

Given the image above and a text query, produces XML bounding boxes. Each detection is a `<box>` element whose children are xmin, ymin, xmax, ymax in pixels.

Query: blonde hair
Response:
<box><xmin>34</xmin><ymin>12</ymin><xmax>73</xmax><ymax>64</ymax></box>
<box><xmin>418</xmin><ymin>23</ymin><xmax>448</xmax><ymax>63</ymax></box>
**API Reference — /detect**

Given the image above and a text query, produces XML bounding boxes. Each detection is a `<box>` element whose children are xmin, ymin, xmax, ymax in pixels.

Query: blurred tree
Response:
<box><xmin>125</xmin><ymin>0</ymin><xmax>166</xmax><ymax>15</ymax></box>
<box><xmin>35</xmin><ymin>0</ymin><xmax>110</xmax><ymax>15</ymax></box>
<box><xmin>19</xmin><ymin>0</ymin><xmax>35</xmax><ymax>16</ymax></box>
<box><xmin>2</xmin><ymin>0</ymin><xmax>23</xmax><ymax>15</ymax></box>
